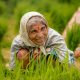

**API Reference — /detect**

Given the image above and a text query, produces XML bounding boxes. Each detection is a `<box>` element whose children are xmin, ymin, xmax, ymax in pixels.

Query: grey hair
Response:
<box><xmin>26</xmin><ymin>16</ymin><xmax>48</xmax><ymax>33</ymax></box>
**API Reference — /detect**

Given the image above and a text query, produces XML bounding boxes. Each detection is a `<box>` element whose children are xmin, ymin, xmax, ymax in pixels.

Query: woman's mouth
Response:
<box><xmin>36</xmin><ymin>39</ymin><xmax>46</xmax><ymax>45</ymax></box>
<box><xmin>36</xmin><ymin>39</ymin><xmax>45</xmax><ymax>43</ymax></box>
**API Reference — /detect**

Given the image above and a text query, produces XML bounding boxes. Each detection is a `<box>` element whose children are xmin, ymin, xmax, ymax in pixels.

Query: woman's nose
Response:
<box><xmin>37</xmin><ymin>32</ymin><xmax>43</xmax><ymax>38</ymax></box>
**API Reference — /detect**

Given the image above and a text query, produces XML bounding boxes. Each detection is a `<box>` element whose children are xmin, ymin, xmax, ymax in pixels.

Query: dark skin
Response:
<box><xmin>74</xmin><ymin>49</ymin><xmax>80</xmax><ymax>58</ymax></box>
<box><xmin>17</xmin><ymin>48</ymin><xmax>42</xmax><ymax>69</ymax></box>
<box><xmin>74</xmin><ymin>49</ymin><xmax>80</xmax><ymax>69</ymax></box>
<box><xmin>17</xmin><ymin>49</ymin><xmax>30</xmax><ymax>69</ymax></box>
<box><xmin>27</xmin><ymin>17</ymin><xmax>48</xmax><ymax>46</ymax></box>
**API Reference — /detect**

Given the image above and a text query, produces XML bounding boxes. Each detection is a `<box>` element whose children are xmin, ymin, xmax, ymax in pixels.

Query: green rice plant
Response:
<box><xmin>49</xmin><ymin>2</ymin><xmax>75</xmax><ymax>34</ymax></box>
<box><xmin>66</xmin><ymin>24</ymin><xmax>80</xmax><ymax>51</ymax></box>
<box><xmin>0</xmin><ymin>48</ymin><xmax>4</xmax><ymax>63</ymax></box>
<box><xmin>13</xmin><ymin>0</ymin><xmax>76</xmax><ymax>35</ymax></box>
<box><xmin>0</xmin><ymin>17</ymin><xmax>7</xmax><ymax>42</ymax></box>
<box><xmin>50</xmin><ymin>11</ymin><xmax>66</xmax><ymax>34</ymax></box>
<box><xmin>0</xmin><ymin>52</ymin><xmax>80</xmax><ymax>80</ymax></box>
<box><xmin>57</xmin><ymin>0</ymin><xmax>72</xmax><ymax>3</ymax></box>
<box><xmin>0</xmin><ymin>1</ymin><xmax>6</xmax><ymax>15</ymax></box>
<box><xmin>0</xmin><ymin>63</ymin><xmax>5</xmax><ymax>80</ymax></box>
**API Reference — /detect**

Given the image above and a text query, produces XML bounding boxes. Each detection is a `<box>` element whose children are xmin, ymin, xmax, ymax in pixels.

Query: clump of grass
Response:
<box><xmin>66</xmin><ymin>24</ymin><xmax>80</xmax><ymax>51</ymax></box>
<box><xmin>0</xmin><ymin>17</ymin><xmax>7</xmax><ymax>42</ymax></box>
<box><xmin>0</xmin><ymin>1</ymin><xmax>7</xmax><ymax>15</ymax></box>
<box><xmin>0</xmin><ymin>52</ymin><xmax>80</xmax><ymax>80</ymax></box>
<box><xmin>0</xmin><ymin>49</ymin><xmax>4</xmax><ymax>63</ymax></box>
<box><xmin>50</xmin><ymin>11</ymin><xmax>66</xmax><ymax>34</ymax></box>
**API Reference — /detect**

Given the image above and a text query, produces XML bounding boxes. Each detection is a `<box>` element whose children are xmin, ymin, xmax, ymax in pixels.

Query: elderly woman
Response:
<box><xmin>10</xmin><ymin>12</ymin><xmax>74</xmax><ymax>69</ymax></box>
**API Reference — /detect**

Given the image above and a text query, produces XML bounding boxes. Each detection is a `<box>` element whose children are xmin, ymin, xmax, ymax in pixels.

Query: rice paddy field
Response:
<box><xmin>0</xmin><ymin>54</ymin><xmax>80</xmax><ymax>80</ymax></box>
<box><xmin>0</xmin><ymin>0</ymin><xmax>80</xmax><ymax>80</ymax></box>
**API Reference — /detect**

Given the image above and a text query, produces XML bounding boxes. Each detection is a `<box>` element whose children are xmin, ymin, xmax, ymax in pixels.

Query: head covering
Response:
<box><xmin>19</xmin><ymin>11</ymin><xmax>48</xmax><ymax>55</ymax></box>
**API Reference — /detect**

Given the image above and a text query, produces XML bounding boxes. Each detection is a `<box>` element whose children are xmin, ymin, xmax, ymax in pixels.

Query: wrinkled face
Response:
<box><xmin>27</xmin><ymin>16</ymin><xmax>48</xmax><ymax>46</ymax></box>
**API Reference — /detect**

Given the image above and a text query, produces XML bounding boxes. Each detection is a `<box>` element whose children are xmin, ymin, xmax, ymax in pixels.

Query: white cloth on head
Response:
<box><xmin>19</xmin><ymin>11</ymin><xmax>47</xmax><ymax>55</ymax></box>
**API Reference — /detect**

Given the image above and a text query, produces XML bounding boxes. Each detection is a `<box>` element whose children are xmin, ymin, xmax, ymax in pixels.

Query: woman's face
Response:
<box><xmin>27</xmin><ymin>17</ymin><xmax>48</xmax><ymax>46</ymax></box>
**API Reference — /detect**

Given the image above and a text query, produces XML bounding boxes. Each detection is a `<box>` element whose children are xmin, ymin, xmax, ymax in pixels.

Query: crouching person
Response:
<box><xmin>10</xmin><ymin>12</ymin><xmax>74</xmax><ymax>69</ymax></box>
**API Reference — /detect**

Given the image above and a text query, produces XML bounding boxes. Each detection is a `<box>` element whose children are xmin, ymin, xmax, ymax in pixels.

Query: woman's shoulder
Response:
<box><xmin>12</xmin><ymin>35</ymin><xmax>24</xmax><ymax>46</ymax></box>
<box><xmin>48</xmin><ymin>27</ymin><xmax>63</xmax><ymax>38</ymax></box>
<box><xmin>13</xmin><ymin>35</ymin><xmax>21</xmax><ymax>42</ymax></box>
<box><xmin>45</xmin><ymin>27</ymin><xmax>65</xmax><ymax>47</ymax></box>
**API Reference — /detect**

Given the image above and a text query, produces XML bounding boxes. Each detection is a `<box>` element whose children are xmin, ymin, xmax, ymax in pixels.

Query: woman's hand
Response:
<box><xmin>33</xmin><ymin>48</ymin><xmax>40</xmax><ymax>60</ymax></box>
<box><xmin>17</xmin><ymin>49</ymin><xmax>30</xmax><ymax>69</ymax></box>
<box><xmin>74</xmin><ymin>47</ymin><xmax>80</xmax><ymax>58</ymax></box>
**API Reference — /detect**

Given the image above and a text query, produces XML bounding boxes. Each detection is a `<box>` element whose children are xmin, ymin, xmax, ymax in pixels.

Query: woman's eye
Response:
<box><xmin>31</xmin><ymin>30</ymin><xmax>37</xmax><ymax>33</ymax></box>
<box><xmin>41</xmin><ymin>26</ymin><xmax>46</xmax><ymax>31</ymax></box>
